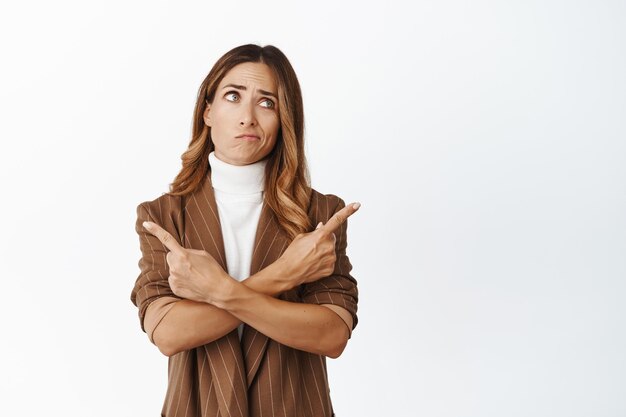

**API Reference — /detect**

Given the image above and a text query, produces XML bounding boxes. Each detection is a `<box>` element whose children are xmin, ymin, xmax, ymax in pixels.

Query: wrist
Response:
<box><xmin>271</xmin><ymin>258</ymin><xmax>299</xmax><ymax>291</ymax></box>
<box><xmin>210</xmin><ymin>271</ymin><xmax>238</xmax><ymax>309</ymax></box>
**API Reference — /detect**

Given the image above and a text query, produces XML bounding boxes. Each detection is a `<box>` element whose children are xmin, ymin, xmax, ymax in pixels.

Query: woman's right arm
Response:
<box><xmin>132</xmin><ymin>199</ymin><xmax>301</xmax><ymax>356</ymax></box>
<box><xmin>149</xmin><ymin>260</ymin><xmax>291</xmax><ymax>356</ymax></box>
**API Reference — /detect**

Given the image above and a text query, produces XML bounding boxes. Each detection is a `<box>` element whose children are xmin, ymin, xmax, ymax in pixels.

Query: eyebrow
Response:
<box><xmin>221</xmin><ymin>83</ymin><xmax>278</xmax><ymax>99</ymax></box>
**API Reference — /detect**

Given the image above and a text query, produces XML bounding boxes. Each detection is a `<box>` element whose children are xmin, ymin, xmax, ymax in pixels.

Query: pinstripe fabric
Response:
<box><xmin>131</xmin><ymin>173</ymin><xmax>358</xmax><ymax>417</ymax></box>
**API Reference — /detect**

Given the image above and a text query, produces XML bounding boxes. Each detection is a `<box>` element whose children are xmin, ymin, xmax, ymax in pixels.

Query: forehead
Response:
<box><xmin>219</xmin><ymin>62</ymin><xmax>277</xmax><ymax>90</ymax></box>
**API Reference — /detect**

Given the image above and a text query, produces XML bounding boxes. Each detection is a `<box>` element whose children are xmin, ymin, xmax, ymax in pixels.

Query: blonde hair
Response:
<box><xmin>168</xmin><ymin>44</ymin><xmax>312</xmax><ymax>240</ymax></box>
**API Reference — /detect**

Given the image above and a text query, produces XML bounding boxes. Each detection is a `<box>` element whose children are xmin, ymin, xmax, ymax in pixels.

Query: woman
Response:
<box><xmin>130</xmin><ymin>44</ymin><xmax>360</xmax><ymax>417</ymax></box>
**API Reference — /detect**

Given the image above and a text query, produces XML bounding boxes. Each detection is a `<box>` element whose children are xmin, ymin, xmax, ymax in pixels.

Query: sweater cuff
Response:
<box><xmin>144</xmin><ymin>296</ymin><xmax>181</xmax><ymax>344</ymax></box>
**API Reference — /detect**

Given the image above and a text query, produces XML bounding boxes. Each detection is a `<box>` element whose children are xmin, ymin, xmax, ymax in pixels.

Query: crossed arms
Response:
<box><xmin>131</xmin><ymin>197</ymin><xmax>359</xmax><ymax>358</ymax></box>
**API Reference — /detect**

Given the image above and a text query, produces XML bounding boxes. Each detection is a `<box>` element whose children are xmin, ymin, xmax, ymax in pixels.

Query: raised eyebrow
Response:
<box><xmin>222</xmin><ymin>83</ymin><xmax>277</xmax><ymax>100</ymax></box>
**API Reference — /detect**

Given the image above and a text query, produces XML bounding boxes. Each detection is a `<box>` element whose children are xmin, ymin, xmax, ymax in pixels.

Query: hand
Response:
<box><xmin>142</xmin><ymin>220</ymin><xmax>231</xmax><ymax>305</ymax></box>
<box><xmin>277</xmin><ymin>202</ymin><xmax>361</xmax><ymax>289</ymax></box>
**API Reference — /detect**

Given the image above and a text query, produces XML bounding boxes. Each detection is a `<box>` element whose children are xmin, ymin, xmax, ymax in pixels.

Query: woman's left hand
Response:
<box><xmin>142</xmin><ymin>220</ymin><xmax>232</xmax><ymax>305</ymax></box>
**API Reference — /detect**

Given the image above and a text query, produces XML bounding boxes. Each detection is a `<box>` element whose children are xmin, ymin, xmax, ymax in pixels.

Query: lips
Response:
<box><xmin>236</xmin><ymin>133</ymin><xmax>260</xmax><ymax>141</ymax></box>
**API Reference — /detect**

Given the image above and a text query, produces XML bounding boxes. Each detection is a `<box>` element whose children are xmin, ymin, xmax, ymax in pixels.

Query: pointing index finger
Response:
<box><xmin>318</xmin><ymin>202</ymin><xmax>360</xmax><ymax>235</ymax></box>
<box><xmin>142</xmin><ymin>221</ymin><xmax>184</xmax><ymax>254</ymax></box>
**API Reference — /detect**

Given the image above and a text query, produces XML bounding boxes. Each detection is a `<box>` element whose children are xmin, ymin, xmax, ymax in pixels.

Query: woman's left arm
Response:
<box><xmin>214</xmin><ymin>275</ymin><xmax>350</xmax><ymax>358</ymax></box>
<box><xmin>211</xmin><ymin>196</ymin><xmax>358</xmax><ymax>358</ymax></box>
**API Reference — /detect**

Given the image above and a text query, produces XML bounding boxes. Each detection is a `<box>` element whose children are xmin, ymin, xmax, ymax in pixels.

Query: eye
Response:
<box><xmin>224</xmin><ymin>91</ymin><xmax>240</xmax><ymax>102</ymax></box>
<box><xmin>260</xmin><ymin>98</ymin><xmax>275</xmax><ymax>109</ymax></box>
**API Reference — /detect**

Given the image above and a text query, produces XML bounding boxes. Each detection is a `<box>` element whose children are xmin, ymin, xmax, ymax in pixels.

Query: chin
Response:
<box><xmin>234</xmin><ymin>155</ymin><xmax>262</xmax><ymax>165</ymax></box>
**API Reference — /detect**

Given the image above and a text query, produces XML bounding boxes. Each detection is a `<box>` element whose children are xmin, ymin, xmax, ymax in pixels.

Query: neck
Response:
<box><xmin>208</xmin><ymin>151</ymin><xmax>267</xmax><ymax>194</ymax></box>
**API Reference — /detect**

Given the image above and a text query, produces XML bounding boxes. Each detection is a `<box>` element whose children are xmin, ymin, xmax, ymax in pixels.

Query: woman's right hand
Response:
<box><xmin>276</xmin><ymin>202</ymin><xmax>360</xmax><ymax>290</ymax></box>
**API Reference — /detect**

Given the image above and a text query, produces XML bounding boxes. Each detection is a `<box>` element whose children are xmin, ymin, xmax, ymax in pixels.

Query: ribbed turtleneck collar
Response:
<box><xmin>208</xmin><ymin>151</ymin><xmax>267</xmax><ymax>194</ymax></box>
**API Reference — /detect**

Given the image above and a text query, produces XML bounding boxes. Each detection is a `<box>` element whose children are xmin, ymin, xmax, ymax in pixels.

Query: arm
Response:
<box><xmin>131</xmin><ymin>200</ymin><xmax>292</xmax><ymax>355</ymax></box>
<box><xmin>297</xmin><ymin>195</ymin><xmax>359</xmax><ymax>342</ymax></box>
<box><xmin>136</xmin><ymin>196</ymin><xmax>359</xmax><ymax>358</ymax></box>
<box><xmin>152</xmin><ymin>265</ymin><xmax>354</xmax><ymax>358</ymax></box>
<box><xmin>151</xmin><ymin>259</ymin><xmax>291</xmax><ymax>356</ymax></box>
<box><xmin>320</xmin><ymin>304</ymin><xmax>353</xmax><ymax>339</ymax></box>
<box><xmin>212</xmin><ymin>277</ymin><xmax>350</xmax><ymax>358</ymax></box>
<box><xmin>206</xmin><ymin>195</ymin><xmax>358</xmax><ymax>359</ymax></box>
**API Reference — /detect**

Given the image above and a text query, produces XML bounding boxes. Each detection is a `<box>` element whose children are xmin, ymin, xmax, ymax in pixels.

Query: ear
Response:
<box><xmin>203</xmin><ymin>103</ymin><xmax>212</xmax><ymax>127</ymax></box>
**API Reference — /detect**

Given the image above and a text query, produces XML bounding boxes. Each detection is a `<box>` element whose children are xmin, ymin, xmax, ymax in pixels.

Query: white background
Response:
<box><xmin>1</xmin><ymin>1</ymin><xmax>625</xmax><ymax>416</ymax></box>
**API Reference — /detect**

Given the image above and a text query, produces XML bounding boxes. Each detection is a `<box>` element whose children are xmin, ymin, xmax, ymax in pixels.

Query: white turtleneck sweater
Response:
<box><xmin>208</xmin><ymin>151</ymin><xmax>267</xmax><ymax>340</ymax></box>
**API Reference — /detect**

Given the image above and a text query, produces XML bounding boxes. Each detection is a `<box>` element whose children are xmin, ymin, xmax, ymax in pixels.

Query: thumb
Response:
<box><xmin>315</xmin><ymin>221</ymin><xmax>323</xmax><ymax>230</ymax></box>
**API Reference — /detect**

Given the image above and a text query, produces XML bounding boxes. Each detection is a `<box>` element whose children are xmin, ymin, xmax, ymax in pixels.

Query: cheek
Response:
<box><xmin>266</xmin><ymin>116</ymin><xmax>280</xmax><ymax>138</ymax></box>
<box><xmin>212</xmin><ymin>107</ymin><xmax>228</xmax><ymax>123</ymax></box>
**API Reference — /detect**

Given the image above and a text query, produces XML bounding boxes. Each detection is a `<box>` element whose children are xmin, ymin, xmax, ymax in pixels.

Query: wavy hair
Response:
<box><xmin>168</xmin><ymin>44</ymin><xmax>312</xmax><ymax>240</ymax></box>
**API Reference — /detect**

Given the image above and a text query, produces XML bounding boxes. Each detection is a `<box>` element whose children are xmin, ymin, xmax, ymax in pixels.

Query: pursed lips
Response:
<box><xmin>236</xmin><ymin>134</ymin><xmax>260</xmax><ymax>141</ymax></box>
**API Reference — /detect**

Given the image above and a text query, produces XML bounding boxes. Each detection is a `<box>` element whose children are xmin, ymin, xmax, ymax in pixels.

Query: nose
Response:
<box><xmin>239</xmin><ymin>101</ymin><xmax>257</xmax><ymax>126</ymax></box>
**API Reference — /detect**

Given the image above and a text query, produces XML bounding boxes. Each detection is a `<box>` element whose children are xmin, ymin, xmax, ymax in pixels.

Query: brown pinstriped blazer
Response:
<box><xmin>130</xmin><ymin>172</ymin><xmax>359</xmax><ymax>417</ymax></box>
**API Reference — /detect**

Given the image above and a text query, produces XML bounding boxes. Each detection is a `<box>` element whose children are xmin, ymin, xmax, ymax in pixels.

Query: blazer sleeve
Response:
<box><xmin>130</xmin><ymin>200</ymin><xmax>183</xmax><ymax>334</ymax></box>
<box><xmin>299</xmin><ymin>195</ymin><xmax>359</xmax><ymax>337</ymax></box>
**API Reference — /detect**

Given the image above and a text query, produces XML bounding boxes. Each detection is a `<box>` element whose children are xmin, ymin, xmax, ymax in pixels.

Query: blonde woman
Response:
<box><xmin>131</xmin><ymin>44</ymin><xmax>360</xmax><ymax>417</ymax></box>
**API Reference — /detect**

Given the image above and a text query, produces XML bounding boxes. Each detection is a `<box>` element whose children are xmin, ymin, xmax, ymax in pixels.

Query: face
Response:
<box><xmin>204</xmin><ymin>62</ymin><xmax>280</xmax><ymax>166</ymax></box>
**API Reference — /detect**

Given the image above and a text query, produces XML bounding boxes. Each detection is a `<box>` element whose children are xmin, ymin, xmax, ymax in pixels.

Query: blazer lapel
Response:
<box><xmin>183</xmin><ymin>171</ymin><xmax>291</xmax><ymax>391</ymax></box>
<box><xmin>183</xmin><ymin>174</ymin><xmax>249</xmax><ymax>417</ymax></box>
<box><xmin>242</xmin><ymin>197</ymin><xmax>291</xmax><ymax>388</ymax></box>
<box><xmin>183</xmin><ymin>174</ymin><xmax>228</xmax><ymax>270</ymax></box>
